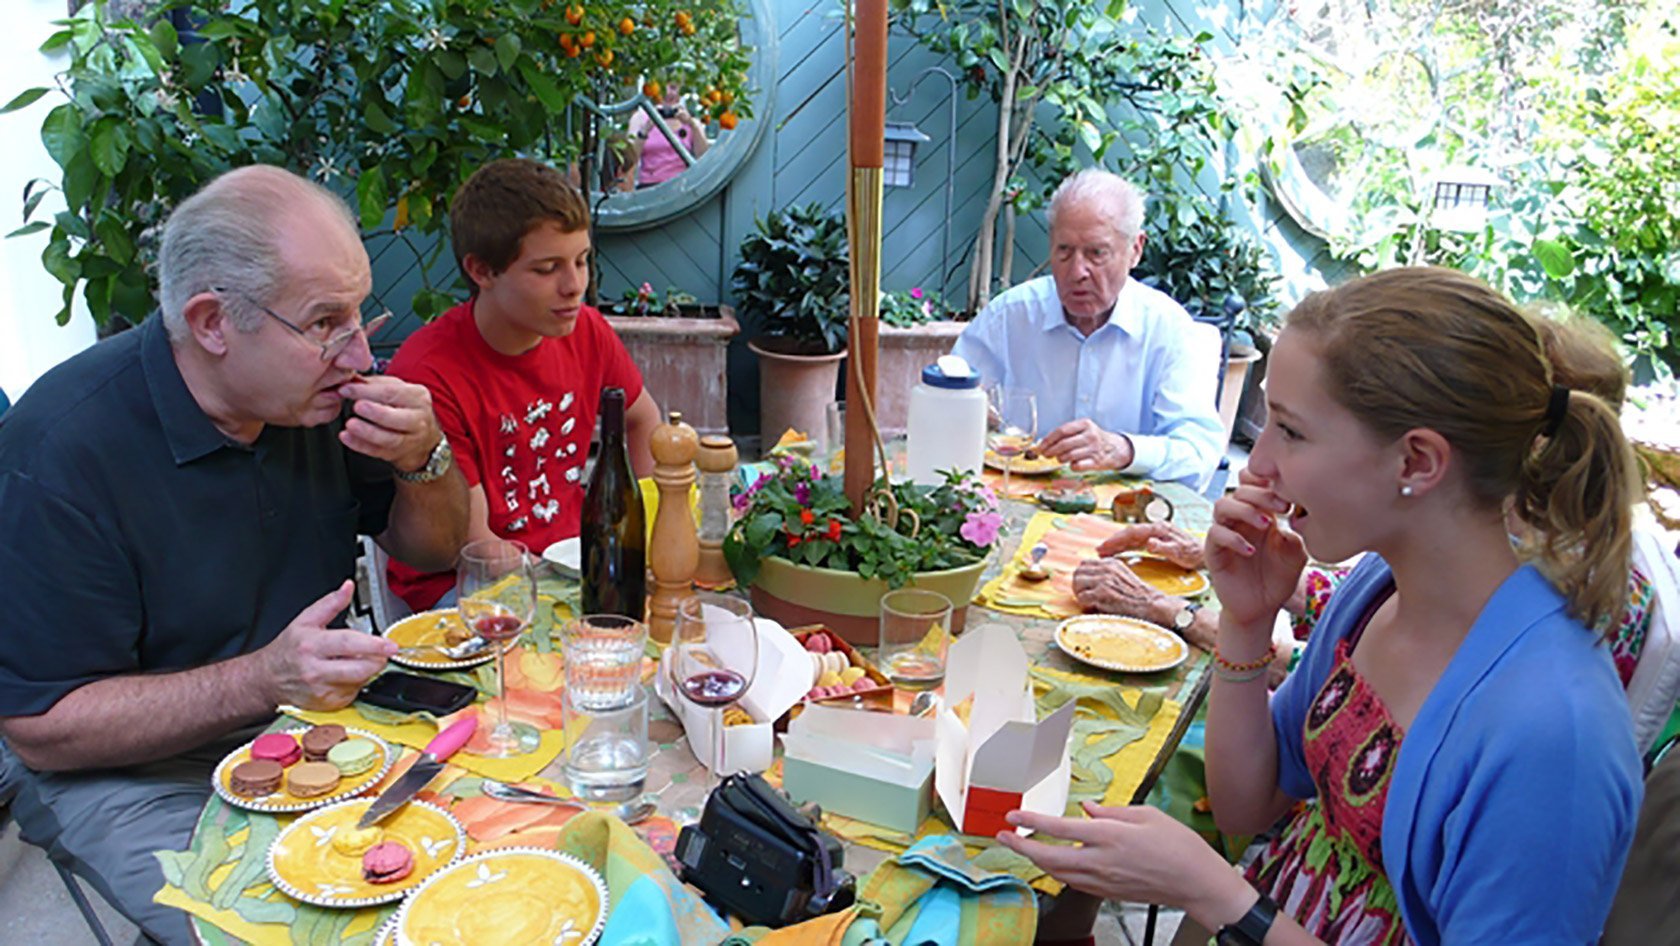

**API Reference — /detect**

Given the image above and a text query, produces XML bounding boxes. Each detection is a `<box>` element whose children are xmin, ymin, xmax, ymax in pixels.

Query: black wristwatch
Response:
<box><xmin>394</xmin><ymin>435</ymin><xmax>453</xmax><ymax>483</ymax></box>
<box><xmin>1216</xmin><ymin>893</ymin><xmax>1279</xmax><ymax>946</ymax></box>
<box><xmin>1171</xmin><ymin>600</ymin><xmax>1203</xmax><ymax>634</ymax></box>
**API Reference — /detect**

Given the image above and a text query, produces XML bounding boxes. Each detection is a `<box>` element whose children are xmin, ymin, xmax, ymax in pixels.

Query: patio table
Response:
<box><xmin>165</xmin><ymin>478</ymin><xmax>1214</xmax><ymax>945</ymax></box>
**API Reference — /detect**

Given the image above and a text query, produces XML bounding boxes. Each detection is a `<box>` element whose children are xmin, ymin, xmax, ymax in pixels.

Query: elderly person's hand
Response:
<box><xmin>337</xmin><ymin>375</ymin><xmax>445</xmax><ymax>476</ymax></box>
<box><xmin>1037</xmin><ymin>418</ymin><xmax>1134</xmax><ymax>472</ymax></box>
<box><xmin>997</xmin><ymin>802</ymin><xmax>1261</xmax><ymax>929</ymax></box>
<box><xmin>1072</xmin><ymin>557</ymin><xmax>1171</xmax><ymax>623</ymax></box>
<box><xmin>1096</xmin><ymin>522</ymin><xmax>1205</xmax><ymax>571</ymax></box>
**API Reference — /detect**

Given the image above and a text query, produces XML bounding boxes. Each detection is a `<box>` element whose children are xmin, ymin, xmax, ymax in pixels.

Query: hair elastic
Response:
<box><xmin>1542</xmin><ymin>385</ymin><xmax>1570</xmax><ymax>437</ymax></box>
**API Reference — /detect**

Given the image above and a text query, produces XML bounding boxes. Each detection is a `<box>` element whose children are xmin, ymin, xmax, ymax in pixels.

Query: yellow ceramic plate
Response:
<box><xmin>983</xmin><ymin>450</ymin><xmax>1063</xmax><ymax>475</ymax></box>
<box><xmin>395</xmin><ymin>847</ymin><xmax>609</xmax><ymax>946</ymax></box>
<box><xmin>384</xmin><ymin>608</ymin><xmax>516</xmax><ymax>671</ymax></box>
<box><xmin>212</xmin><ymin>728</ymin><xmax>394</xmax><ymax>813</ymax></box>
<box><xmin>1127</xmin><ymin>557</ymin><xmax>1211</xmax><ymax>598</ymax></box>
<box><xmin>1055</xmin><ymin>614</ymin><xmax>1189</xmax><ymax>673</ymax></box>
<box><xmin>266</xmin><ymin>797</ymin><xmax>464</xmax><ymax>908</ymax></box>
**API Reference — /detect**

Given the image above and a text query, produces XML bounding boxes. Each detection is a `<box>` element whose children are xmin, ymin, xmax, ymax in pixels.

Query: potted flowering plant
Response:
<box><xmin>604</xmin><ymin>281</ymin><xmax>738</xmax><ymax>435</ymax></box>
<box><xmin>723</xmin><ymin>459</ymin><xmax>1002</xmax><ymax>643</ymax></box>
<box><xmin>876</xmin><ymin>286</ymin><xmax>970</xmax><ymax>436</ymax></box>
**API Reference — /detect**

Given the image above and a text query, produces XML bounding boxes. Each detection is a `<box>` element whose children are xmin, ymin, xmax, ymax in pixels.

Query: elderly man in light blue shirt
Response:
<box><xmin>952</xmin><ymin>170</ymin><xmax>1225</xmax><ymax>488</ymax></box>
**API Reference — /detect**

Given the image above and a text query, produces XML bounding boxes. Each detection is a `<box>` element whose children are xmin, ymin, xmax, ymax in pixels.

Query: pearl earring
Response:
<box><xmin>1400</xmin><ymin>485</ymin><xmax>1414</xmax><ymax>497</ymax></box>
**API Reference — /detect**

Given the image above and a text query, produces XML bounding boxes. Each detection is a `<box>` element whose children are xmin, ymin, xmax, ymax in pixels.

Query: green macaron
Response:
<box><xmin>327</xmin><ymin>737</ymin><xmax>380</xmax><ymax>776</ymax></box>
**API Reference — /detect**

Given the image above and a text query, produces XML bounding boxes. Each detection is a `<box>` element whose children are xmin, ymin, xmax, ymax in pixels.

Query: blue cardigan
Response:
<box><xmin>1270</xmin><ymin>558</ymin><xmax>1643</xmax><ymax>945</ymax></box>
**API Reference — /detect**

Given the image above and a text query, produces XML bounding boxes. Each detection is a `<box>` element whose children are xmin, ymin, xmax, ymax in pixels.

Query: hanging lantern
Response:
<box><xmin>882</xmin><ymin>121</ymin><xmax>930</xmax><ymax>188</ymax></box>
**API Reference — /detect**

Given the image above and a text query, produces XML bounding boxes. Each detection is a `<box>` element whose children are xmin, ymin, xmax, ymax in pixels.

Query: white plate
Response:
<box><xmin>542</xmin><ymin>537</ymin><xmax>581</xmax><ymax>578</ymax></box>
<box><xmin>1054</xmin><ymin>615</ymin><xmax>1189</xmax><ymax>673</ymax></box>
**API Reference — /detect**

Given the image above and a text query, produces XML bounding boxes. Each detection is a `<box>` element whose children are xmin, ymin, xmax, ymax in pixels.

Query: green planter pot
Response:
<box><xmin>749</xmin><ymin>555</ymin><xmax>990</xmax><ymax>647</ymax></box>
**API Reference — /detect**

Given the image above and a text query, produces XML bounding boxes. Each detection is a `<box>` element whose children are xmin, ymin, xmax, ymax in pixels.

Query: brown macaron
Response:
<box><xmin>229</xmin><ymin>759</ymin><xmax>284</xmax><ymax>797</ymax></box>
<box><xmin>285</xmin><ymin>761</ymin><xmax>343</xmax><ymax>798</ymax></box>
<box><xmin>301</xmin><ymin>724</ymin><xmax>348</xmax><ymax>762</ymax></box>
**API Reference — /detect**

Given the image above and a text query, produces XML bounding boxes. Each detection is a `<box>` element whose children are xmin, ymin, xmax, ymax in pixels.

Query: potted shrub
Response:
<box><xmin>723</xmin><ymin>459</ymin><xmax>1002</xmax><ymax>644</ymax></box>
<box><xmin>733</xmin><ymin>203</ymin><xmax>850</xmax><ymax>444</ymax></box>
<box><xmin>604</xmin><ymin>283</ymin><xmax>739</xmax><ymax>436</ymax></box>
<box><xmin>875</xmin><ymin>286</ymin><xmax>968</xmax><ymax>436</ymax></box>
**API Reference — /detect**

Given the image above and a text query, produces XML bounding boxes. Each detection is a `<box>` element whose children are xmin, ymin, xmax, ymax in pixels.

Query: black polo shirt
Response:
<box><xmin>0</xmin><ymin>317</ymin><xmax>394</xmax><ymax>716</ymax></box>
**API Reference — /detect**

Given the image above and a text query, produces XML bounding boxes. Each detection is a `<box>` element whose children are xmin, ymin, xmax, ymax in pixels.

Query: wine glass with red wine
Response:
<box><xmin>457</xmin><ymin>538</ymin><xmax>536</xmax><ymax>758</ymax></box>
<box><xmin>669</xmin><ymin>593</ymin><xmax>758</xmax><ymax>799</ymax></box>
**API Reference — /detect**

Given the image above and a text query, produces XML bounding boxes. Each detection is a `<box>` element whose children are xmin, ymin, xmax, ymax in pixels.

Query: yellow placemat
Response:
<box><xmin>979</xmin><ymin>512</ymin><xmax>1209</xmax><ymax>619</ymax></box>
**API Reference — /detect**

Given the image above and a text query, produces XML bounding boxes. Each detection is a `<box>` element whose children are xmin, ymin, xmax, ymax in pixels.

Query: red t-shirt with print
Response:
<box><xmin>384</xmin><ymin>299</ymin><xmax>644</xmax><ymax>610</ymax></box>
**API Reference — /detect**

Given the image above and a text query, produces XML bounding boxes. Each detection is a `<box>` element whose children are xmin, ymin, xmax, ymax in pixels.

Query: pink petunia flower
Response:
<box><xmin>909</xmin><ymin>287</ymin><xmax>924</xmax><ymax>299</ymax></box>
<box><xmin>959</xmin><ymin>510</ymin><xmax>1002</xmax><ymax>546</ymax></box>
<box><xmin>794</xmin><ymin>481</ymin><xmax>811</xmax><ymax>505</ymax></box>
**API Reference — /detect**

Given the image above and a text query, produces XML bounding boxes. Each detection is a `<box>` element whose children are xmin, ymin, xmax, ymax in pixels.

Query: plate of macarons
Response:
<box><xmin>265</xmin><ymin>797</ymin><xmax>465</xmax><ymax>908</ymax></box>
<box><xmin>212</xmin><ymin>725</ymin><xmax>394</xmax><ymax>813</ymax></box>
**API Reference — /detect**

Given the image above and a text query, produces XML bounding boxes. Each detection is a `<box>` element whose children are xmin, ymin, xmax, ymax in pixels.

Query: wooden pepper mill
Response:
<box><xmin>694</xmin><ymin>434</ymin><xmax>739</xmax><ymax>589</ymax></box>
<box><xmin>647</xmin><ymin>411</ymin><xmax>699</xmax><ymax>644</ymax></box>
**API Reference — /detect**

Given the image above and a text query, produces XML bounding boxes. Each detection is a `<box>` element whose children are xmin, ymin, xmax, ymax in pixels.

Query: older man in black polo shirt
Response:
<box><xmin>0</xmin><ymin>165</ymin><xmax>467</xmax><ymax>942</ymax></box>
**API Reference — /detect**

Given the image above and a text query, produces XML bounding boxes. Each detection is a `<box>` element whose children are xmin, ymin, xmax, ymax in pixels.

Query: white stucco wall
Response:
<box><xmin>0</xmin><ymin>1</ymin><xmax>97</xmax><ymax>405</ymax></box>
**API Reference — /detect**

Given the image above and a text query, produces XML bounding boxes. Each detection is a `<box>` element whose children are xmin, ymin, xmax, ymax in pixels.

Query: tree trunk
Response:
<box><xmin>966</xmin><ymin>30</ymin><xmax>1032</xmax><ymax>314</ymax></box>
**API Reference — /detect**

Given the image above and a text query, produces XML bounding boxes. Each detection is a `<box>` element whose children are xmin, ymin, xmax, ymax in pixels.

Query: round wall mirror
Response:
<box><xmin>591</xmin><ymin>0</ymin><xmax>776</xmax><ymax>232</ymax></box>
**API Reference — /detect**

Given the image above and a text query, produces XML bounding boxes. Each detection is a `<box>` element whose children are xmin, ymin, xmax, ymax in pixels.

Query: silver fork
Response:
<box><xmin>395</xmin><ymin>636</ymin><xmax>490</xmax><ymax>659</ymax></box>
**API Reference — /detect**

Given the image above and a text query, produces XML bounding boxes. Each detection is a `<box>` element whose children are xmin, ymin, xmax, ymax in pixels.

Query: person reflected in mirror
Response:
<box><xmin>1003</xmin><ymin>268</ymin><xmax>1645</xmax><ymax>945</ymax></box>
<box><xmin>384</xmin><ymin>158</ymin><xmax>659</xmax><ymax>612</ymax></box>
<box><xmin>0</xmin><ymin>165</ymin><xmax>468</xmax><ymax>943</ymax></box>
<box><xmin>952</xmin><ymin>169</ymin><xmax>1225</xmax><ymax>488</ymax></box>
<box><xmin>623</xmin><ymin>84</ymin><xmax>710</xmax><ymax>190</ymax></box>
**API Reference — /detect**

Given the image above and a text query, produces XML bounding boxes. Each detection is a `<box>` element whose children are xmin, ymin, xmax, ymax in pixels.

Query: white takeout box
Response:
<box><xmin>781</xmin><ymin>703</ymin><xmax>937</xmax><ymax>834</ymax></box>
<box><xmin>655</xmin><ymin>610</ymin><xmax>808</xmax><ymax>775</ymax></box>
<box><xmin>935</xmin><ymin>623</ymin><xmax>1077</xmax><ymax>837</ymax></box>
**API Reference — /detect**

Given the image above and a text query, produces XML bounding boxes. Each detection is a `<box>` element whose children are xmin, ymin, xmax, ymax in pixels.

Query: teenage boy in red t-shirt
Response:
<box><xmin>386</xmin><ymin>158</ymin><xmax>659</xmax><ymax>610</ymax></box>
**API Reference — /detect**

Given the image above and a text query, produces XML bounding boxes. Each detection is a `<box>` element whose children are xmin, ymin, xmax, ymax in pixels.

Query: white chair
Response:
<box><xmin>1627</xmin><ymin>526</ymin><xmax>1680</xmax><ymax>758</ymax></box>
<box><xmin>357</xmin><ymin>535</ymin><xmax>413</xmax><ymax>633</ymax></box>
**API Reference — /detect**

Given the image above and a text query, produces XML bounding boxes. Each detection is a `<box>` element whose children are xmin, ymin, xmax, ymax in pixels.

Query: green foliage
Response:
<box><xmin>1135</xmin><ymin>190</ymin><xmax>1281</xmax><ymax>327</ymax></box>
<box><xmin>606</xmin><ymin>280</ymin><xmax>697</xmax><ymax>317</ymax></box>
<box><xmin>11</xmin><ymin>0</ymin><xmax>749</xmax><ymax>328</ymax></box>
<box><xmin>730</xmin><ymin>202</ymin><xmax>850</xmax><ymax>354</ymax></box>
<box><xmin>878</xmin><ymin>286</ymin><xmax>955</xmax><ymax>327</ymax></box>
<box><xmin>892</xmin><ymin>0</ymin><xmax>1280</xmax><ymax>316</ymax></box>
<box><xmin>1230</xmin><ymin>1</ymin><xmax>1677</xmax><ymax>371</ymax></box>
<box><xmin>722</xmin><ymin>460</ymin><xmax>1001</xmax><ymax>588</ymax></box>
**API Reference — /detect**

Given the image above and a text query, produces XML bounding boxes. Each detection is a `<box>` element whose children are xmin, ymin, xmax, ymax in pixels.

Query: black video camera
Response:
<box><xmin>674</xmin><ymin>773</ymin><xmax>856</xmax><ymax>928</ymax></box>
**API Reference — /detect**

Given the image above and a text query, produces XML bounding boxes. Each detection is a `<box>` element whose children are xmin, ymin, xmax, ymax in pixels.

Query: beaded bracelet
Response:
<box><xmin>1216</xmin><ymin>662</ymin><xmax>1263</xmax><ymax>685</ymax></box>
<box><xmin>1213</xmin><ymin>647</ymin><xmax>1274</xmax><ymax>674</ymax></box>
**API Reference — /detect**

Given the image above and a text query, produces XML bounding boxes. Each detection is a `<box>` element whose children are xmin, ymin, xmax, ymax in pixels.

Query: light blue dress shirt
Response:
<box><xmin>950</xmin><ymin>275</ymin><xmax>1225</xmax><ymax>487</ymax></box>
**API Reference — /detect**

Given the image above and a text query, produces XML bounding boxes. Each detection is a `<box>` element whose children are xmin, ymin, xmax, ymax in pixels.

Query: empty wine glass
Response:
<box><xmin>668</xmin><ymin>594</ymin><xmax>758</xmax><ymax>802</ymax></box>
<box><xmin>457</xmin><ymin>539</ymin><xmax>536</xmax><ymax>758</ymax></box>
<box><xmin>987</xmin><ymin>385</ymin><xmax>1038</xmax><ymax>498</ymax></box>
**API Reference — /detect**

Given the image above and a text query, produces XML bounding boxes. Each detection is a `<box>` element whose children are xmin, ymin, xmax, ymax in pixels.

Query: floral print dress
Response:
<box><xmin>1244</xmin><ymin>637</ymin><xmax>1413</xmax><ymax>945</ymax></box>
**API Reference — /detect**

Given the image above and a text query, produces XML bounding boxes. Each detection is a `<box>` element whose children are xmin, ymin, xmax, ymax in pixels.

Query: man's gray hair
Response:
<box><xmin>157</xmin><ymin>165</ymin><xmax>358</xmax><ymax>342</ymax></box>
<box><xmin>1047</xmin><ymin>169</ymin><xmax>1146</xmax><ymax>240</ymax></box>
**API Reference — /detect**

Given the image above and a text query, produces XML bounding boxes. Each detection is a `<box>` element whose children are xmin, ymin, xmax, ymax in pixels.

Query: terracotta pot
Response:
<box><xmin>608</xmin><ymin>306</ymin><xmax>739</xmax><ymax>436</ymax></box>
<box><xmin>1219</xmin><ymin>345</ymin><xmax>1261</xmax><ymax>446</ymax></box>
<box><xmin>748</xmin><ymin>337</ymin><xmax>845</xmax><ymax>445</ymax></box>
<box><xmin>874</xmin><ymin>320</ymin><xmax>967</xmax><ymax>435</ymax></box>
<box><xmin>749</xmin><ymin>554</ymin><xmax>989</xmax><ymax>647</ymax></box>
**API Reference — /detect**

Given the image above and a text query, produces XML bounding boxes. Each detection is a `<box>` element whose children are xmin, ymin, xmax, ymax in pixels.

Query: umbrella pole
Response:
<box><xmin>844</xmin><ymin>0</ymin><xmax>887</xmax><ymax>517</ymax></box>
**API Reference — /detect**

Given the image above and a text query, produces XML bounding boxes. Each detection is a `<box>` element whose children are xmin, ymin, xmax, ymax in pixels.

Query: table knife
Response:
<box><xmin>357</xmin><ymin>715</ymin><xmax>477</xmax><ymax>828</ymax></box>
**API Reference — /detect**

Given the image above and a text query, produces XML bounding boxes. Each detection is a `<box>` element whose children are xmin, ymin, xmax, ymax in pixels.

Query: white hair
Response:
<box><xmin>157</xmin><ymin>165</ymin><xmax>358</xmax><ymax>341</ymax></box>
<box><xmin>1047</xmin><ymin>169</ymin><xmax>1146</xmax><ymax>239</ymax></box>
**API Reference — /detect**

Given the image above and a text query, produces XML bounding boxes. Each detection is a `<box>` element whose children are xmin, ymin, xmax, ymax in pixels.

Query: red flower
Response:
<box><xmin>800</xmin><ymin>509</ymin><xmax>815</xmax><ymax>526</ymax></box>
<box><xmin>826</xmin><ymin>518</ymin><xmax>842</xmax><ymax>541</ymax></box>
<box><xmin>786</xmin><ymin>530</ymin><xmax>802</xmax><ymax>547</ymax></box>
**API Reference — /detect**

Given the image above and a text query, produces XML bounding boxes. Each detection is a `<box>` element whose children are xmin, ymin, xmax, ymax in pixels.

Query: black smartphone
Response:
<box><xmin>359</xmin><ymin>671</ymin><xmax>477</xmax><ymax>716</ymax></box>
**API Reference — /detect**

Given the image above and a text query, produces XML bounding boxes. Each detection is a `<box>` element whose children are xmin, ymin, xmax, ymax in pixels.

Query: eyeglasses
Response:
<box><xmin>213</xmin><ymin>286</ymin><xmax>392</xmax><ymax>363</ymax></box>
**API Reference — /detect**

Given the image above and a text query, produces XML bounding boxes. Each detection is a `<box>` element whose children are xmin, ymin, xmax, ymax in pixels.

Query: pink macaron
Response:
<box><xmin>361</xmin><ymin>841</ymin><xmax>415</xmax><ymax>884</ymax></box>
<box><xmin>250</xmin><ymin>733</ymin><xmax>302</xmax><ymax>767</ymax></box>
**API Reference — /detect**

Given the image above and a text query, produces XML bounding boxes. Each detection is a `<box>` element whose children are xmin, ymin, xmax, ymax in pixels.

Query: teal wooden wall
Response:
<box><xmin>368</xmin><ymin>0</ymin><xmax>1335</xmax><ymax>432</ymax></box>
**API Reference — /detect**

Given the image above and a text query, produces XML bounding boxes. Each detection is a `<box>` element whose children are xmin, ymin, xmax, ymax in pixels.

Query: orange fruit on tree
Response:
<box><xmin>680</xmin><ymin>20</ymin><xmax>696</xmax><ymax>36</ymax></box>
<box><xmin>558</xmin><ymin>32</ymin><xmax>575</xmax><ymax>51</ymax></box>
<box><xmin>580</xmin><ymin>30</ymin><xmax>596</xmax><ymax>48</ymax></box>
<box><xmin>565</xmin><ymin>4</ymin><xmax>584</xmax><ymax>25</ymax></box>
<box><xmin>642</xmin><ymin>80</ymin><xmax>662</xmax><ymax>100</ymax></box>
<box><xmin>595</xmin><ymin>49</ymin><xmax>614</xmax><ymax>67</ymax></box>
<box><xmin>718</xmin><ymin>111</ymin><xmax>738</xmax><ymax>130</ymax></box>
<box><xmin>457</xmin><ymin>94</ymin><xmax>471</xmax><ymax>108</ymax></box>
<box><xmin>619</xmin><ymin>17</ymin><xmax>635</xmax><ymax>35</ymax></box>
<box><xmin>719</xmin><ymin>89</ymin><xmax>734</xmax><ymax>105</ymax></box>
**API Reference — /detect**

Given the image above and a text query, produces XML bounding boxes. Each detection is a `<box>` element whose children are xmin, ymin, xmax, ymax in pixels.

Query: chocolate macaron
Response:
<box><xmin>361</xmin><ymin>841</ymin><xmax>415</xmax><ymax>884</ymax></box>
<box><xmin>229</xmin><ymin>759</ymin><xmax>284</xmax><ymax>797</ymax></box>
<box><xmin>250</xmin><ymin>733</ymin><xmax>302</xmax><ymax>767</ymax></box>
<box><xmin>301</xmin><ymin>724</ymin><xmax>348</xmax><ymax>762</ymax></box>
<box><xmin>285</xmin><ymin>761</ymin><xmax>343</xmax><ymax>798</ymax></box>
